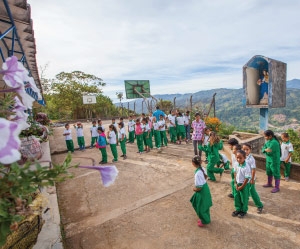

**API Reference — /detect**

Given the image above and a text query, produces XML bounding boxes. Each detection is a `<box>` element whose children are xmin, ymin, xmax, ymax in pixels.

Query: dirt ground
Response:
<box><xmin>50</xmin><ymin>120</ymin><xmax>300</xmax><ymax>249</ymax></box>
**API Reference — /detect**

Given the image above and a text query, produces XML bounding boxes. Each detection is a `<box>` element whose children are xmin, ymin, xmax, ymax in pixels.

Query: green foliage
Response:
<box><xmin>0</xmin><ymin>93</ymin><xmax>15</xmax><ymax>119</ymax></box>
<box><xmin>286</xmin><ymin>129</ymin><xmax>300</xmax><ymax>163</ymax></box>
<box><xmin>19</xmin><ymin>116</ymin><xmax>44</xmax><ymax>138</ymax></box>
<box><xmin>218</xmin><ymin>122</ymin><xmax>236</xmax><ymax>138</ymax></box>
<box><xmin>39</xmin><ymin>71</ymin><xmax>118</xmax><ymax>120</ymax></box>
<box><xmin>157</xmin><ymin>99</ymin><xmax>173</xmax><ymax>113</ymax></box>
<box><xmin>0</xmin><ymin>153</ymin><xmax>76</xmax><ymax>246</ymax></box>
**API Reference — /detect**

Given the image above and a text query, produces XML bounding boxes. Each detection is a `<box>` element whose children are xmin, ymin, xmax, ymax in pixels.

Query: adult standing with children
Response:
<box><xmin>191</xmin><ymin>112</ymin><xmax>206</xmax><ymax>157</ymax></box>
<box><xmin>153</xmin><ymin>106</ymin><xmax>165</xmax><ymax>122</ymax></box>
<box><xmin>262</xmin><ymin>130</ymin><xmax>281</xmax><ymax>193</ymax></box>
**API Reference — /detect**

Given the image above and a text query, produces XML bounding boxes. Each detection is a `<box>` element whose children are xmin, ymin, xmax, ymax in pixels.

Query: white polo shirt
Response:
<box><xmin>195</xmin><ymin>168</ymin><xmax>207</xmax><ymax>187</ymax></box>
<box><xmin>108</xmin><ymin>131</ymin><xmax>117</xmax><ymax>144</ymax></box>
<box><xmin>63</xmin><ymin>129</ymin><xmax>72</xmax><ymax>140</ymax></box>
<box><xmin>235</xmin><ymin>162</ymin><xmax>251</xmax><ymax>184</ymax></box>
<box><xmin>280</xmin><ymin>141</ymin><xmax>293</xmax><ymax>162</ymax></box>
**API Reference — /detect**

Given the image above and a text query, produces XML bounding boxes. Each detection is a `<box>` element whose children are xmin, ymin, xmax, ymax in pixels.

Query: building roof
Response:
<box><xmin>0</xmin><ymin>0</ymin><xmax>43</xmax><ymax>104</ymax></box>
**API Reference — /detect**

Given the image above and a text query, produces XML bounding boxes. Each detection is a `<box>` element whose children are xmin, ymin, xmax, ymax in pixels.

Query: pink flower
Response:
<box><xmin>0</xmin><ymin>118</ymin><xmax>21</xmax><ymax>164</ymax></box>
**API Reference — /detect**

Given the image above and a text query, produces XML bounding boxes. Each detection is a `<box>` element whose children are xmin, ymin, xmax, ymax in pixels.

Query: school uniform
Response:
<box><xmin>246</xmin><ymin>154</ymin><xmax>263</xmax><ymax>208</ymax></box>
<box><xmin>158</xmin><ymin>119</ymin><xmax>168</xmax><ymax>146</ymax></box>
<box><xmin>63</xmin><ymin>128</ymin><xmax>74</xmax><ymax>152</ymax></box>
<box><xmin>147</xmin><ymin>121</ymin><xmax>154</xmax><ymax>148</ymax></box>
<box><xmin>280</xmin><ymin>140</ymin><xmax>293</xmax><ymax>178</ymax></box>
<box><xmin>176</xmin><ymin>116</ymin><xmax>186</xmax><ymax>139</ymax></box>
<box><xmin>153</xmin><ymin>121</ymin><xmax>161</xmax><ymax>149</ymax></box>
<box><xmin>199</xmin><ymin>141</ymin><xmax>224</xmax><ymax>181</ymax></box>
<box><xmin>142</xmin><ymin>123</ymin><xmax>150</xmax><ymax>148</ymax></box>
<box><xmin>190</xmin><ymin>167</ymin><xmax>213</xmax><ymax>224</ymax></box>
<box><xmin>234</xmin><ymin>161</ymin><xmax>251</xmax><ymax>213</ymax></box>
<box><xmin>118</xmin><ymin>127</ymin><xmax>127</xmax><ymax>156</ymax></box>
<box><xmin>97</xmin><ymin>132</ymin><xmax>107</xmax><ymax>163</ymax></box>
<box><xmin>203</xmin><ymin>134</ymin><xmax>209</xmax><ymax>160</ymax></box>
<box><xmin>90</xmin><ymin>125</ymin><xmax>98</xmax><ymax>147</ymax></box>
<box><xmin>75</xmin><ymin>126</ymin><xmax>85</xmax><ymax>150</ymax></box>
<box><xmin>217</xmin><ymin>153</ymin><xmax>230</xmax><ymax>170</ymax></box>
<box><xmin>108</xmin><ymin>130</ymin><xmax>118</xmax><ymax>161</ymax></box>
<box><xmin>128</xmin><ymin>120</ymin><xmax>135</xmax><ymax>143</ymax></box>
<box><xmin>168</xmin><ymin>114</ymin><xmax>177</xmax><ymax>143</ymax></box>
<box><xmin>262</xmin><ymin>137</ymin><xmax>281</xmax><ymax>179</ymax></box>
<box><xmin>135</xmin><ymin>123</ymin><xmax>144</xmax><ymax>153</ymax></box>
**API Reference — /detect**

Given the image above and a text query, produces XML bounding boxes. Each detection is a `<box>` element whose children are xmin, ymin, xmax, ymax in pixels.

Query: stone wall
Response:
<box><xmin>229</xmin><ymin>132</ymin><xmax>265</xmax><ymax>154</ymax></box>
<box><xmin>253</xmin><ymin>154</ymin><xmax>300</xmax><ymax>181</ymax></box>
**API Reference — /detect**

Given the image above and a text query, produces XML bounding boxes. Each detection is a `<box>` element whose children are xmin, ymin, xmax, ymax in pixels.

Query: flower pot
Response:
<box><xmin>19</xmin><ymin>136</ymin><xmax>43</xmax><ymax>164</ymax></box>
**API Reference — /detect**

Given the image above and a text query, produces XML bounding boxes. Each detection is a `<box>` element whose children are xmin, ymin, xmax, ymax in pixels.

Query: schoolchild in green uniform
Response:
<box><xmin>280</xmin><ymin>132</ymin><xmax>293</xmax><ymax>181</ymax></box>
<box><xmin>63</xmin><ymin>123</ymin><xmax>74</xmax><ymax>152</ymax></box>
<box><xmin>262</xmin><ymin>130</ymin><xmax>281</xmax><ymax>193</ymax></box>
<box><xmin>190</xmin><ymin>156</ymin><xmax>213</xmax><ymax>227</ymax></box>
<box><xmin>242</xmin><ymin>143</ymin><xmax>263</xmax><ymax>213</ymax></box>
<box><xmin>118</xmin><ymin>122</ymin><xmax>127</xmax><ymax>159</ymax></box>
<box><xmin>127</xmin><ymin>115</ymin><xmax>135</xmax><ymax>143</ymax></box>
<box><xmin>232</xmin><ymin>150</ymin><xmax>251</xmax><ymax>218</ymax></box>
<box><xmin>107</xmin><ymin>124</ymin><xmax>118</xmax><ymax>162</ymax></box>
<box><xmin>199</xmin><ymin>132</ymin><xmax>224</xmax><ymax>181</ymax></box>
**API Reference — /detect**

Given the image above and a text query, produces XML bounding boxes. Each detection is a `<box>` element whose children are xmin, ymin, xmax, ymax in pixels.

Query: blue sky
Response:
<box><xmin>29</xmin><ymin>0</ymin><xmax>300</xmax><ymax>102</ymax></box>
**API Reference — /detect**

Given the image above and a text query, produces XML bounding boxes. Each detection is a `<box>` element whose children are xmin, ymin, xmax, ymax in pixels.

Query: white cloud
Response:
<box><xmin>29</xmin><ymin>0</ymin><xmax>300</xmax><ymax>102</ymax></box>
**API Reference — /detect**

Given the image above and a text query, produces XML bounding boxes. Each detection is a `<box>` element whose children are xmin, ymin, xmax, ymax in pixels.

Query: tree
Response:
<box><xmin>39</xmin><ymin>71</ymin><xmax>118</xmax><ymax>120</ymax></box>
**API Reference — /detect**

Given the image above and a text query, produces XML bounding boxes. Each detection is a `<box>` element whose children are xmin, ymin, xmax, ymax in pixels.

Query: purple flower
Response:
<box><xmin>79</xmin><ymin>165</ymin><xmax>119</xmax><ymax>187</ymax></box>
<box><xmin>26</xmin><ymin>77</ymin><xmax>42</xmax><ymax>99</ymax></box>
<box><xmin>0</xmin><ymin>118</ymin><xmax>21</xmax><ymax>164</ymax></box>
<box><xmin>13</xmin><ymin>96</ymin><xmax>27</xmax><ymax>112</ymax></box>
<box><xmin>0</xmin><ymin>56</ymin><xmax>26</xmax><ymax>89</ymax></box>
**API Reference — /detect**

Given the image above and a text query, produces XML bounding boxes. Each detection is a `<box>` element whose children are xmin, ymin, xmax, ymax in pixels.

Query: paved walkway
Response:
<box><xmin>50</xmin><ymin>121</ymin><xmax>300</xmax><ymax>249</ymax></box>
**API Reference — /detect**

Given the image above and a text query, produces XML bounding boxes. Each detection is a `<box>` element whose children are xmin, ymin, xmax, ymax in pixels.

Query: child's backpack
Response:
<box><xmin>135</xmin><ymin>124</ymin><xmax>142</xmax><ymax>135</ymax></box>
<box><xmin>97</xmin><ymin>135</ymin><xmax>107</xmax><ymax>148</ymax></box>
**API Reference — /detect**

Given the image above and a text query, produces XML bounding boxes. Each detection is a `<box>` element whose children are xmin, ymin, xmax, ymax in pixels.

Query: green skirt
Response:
<box><xmin>190</xmin><ymin>183</ymin><xmax>213</xmax><ymax>224</ymax></box>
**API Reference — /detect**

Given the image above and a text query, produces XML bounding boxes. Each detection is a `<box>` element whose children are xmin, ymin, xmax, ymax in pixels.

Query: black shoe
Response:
<box><xmin>257</xmin><ymin>207</ymin><xmax>263</xmax><ymax>214</ymax></box>
<box><xmin>232</xmin><ymin>211</ymin><xmax>240</xmax><ymax>217</ymax></box>
<box><xmin>120</xmin><ymin>155</ymin><xmax>124</xmax><ymax>157</ymax></box>
<box><xmin>123</xmin><ymin>155</ymin><xmax>127</xmax><ymax>160</ymax></box>
<box><xmin>238</xmin><ymin>212</ymin><xmax>246</xmax><ymax>218</ymax></box>
<box><xmin>228</xmin><ymin>193</ymin><xmax>234</xmax><ymax>198</ymax></box>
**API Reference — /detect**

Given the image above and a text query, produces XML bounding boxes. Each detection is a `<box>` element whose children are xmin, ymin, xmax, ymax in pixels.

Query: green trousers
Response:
<box><xmin>77</xmin><ymin>136</ymin><xmax>85</xmax><ymax>149</ymax></box>
<box><xmin>110</xmin><ymin>144</ymin><xmax>118</xmax><ymax>161</ymax></box>
<box><xmin>177</xmin><ymin>125</ymin><xmax>186</xmax><ymax>139</ymax></box>
<box><xmin>136</xmin><ymin>134</ymin><xmax>144</xmax><ymax>152</ymax></box>
<box><xmin>66</xmin><ymin>140</ymin><xmax>74</xmax><ymax>152</ymax></box>
<box><xmin>249</xmin><ymin>182</ymin><xmax>263</xmax><ymax>208</ymax></box>
<box><xmin>266</xmin><ymin>161</ymin><xmax>280</xmax><ymax>179</ymax></box>
<box><xmin>281</xmin><ymin>161</ymin><xmax>291</xmax><ymax>177</ymax></box>
<box><xmin>154</xmin><ymin>130</ymin><xmax>161</xmax><ymax>148</ymax></box>
<box><xmin>160</xmin><ymin>130</ymin><xmax>168</xmax><ymax>146</ymax></box>
<box><xmin>234</xmin><ymin>183</ymin><xmax>250</xmax><ymax>213</ymax></box>
<box><xmin>120</xmin><ymin>139</ymin><xmax>127</xmax><ymax>156</ymax></box>
<box><xmin>91</xmin><ymin>136</ymin><xmax>98</xmax><ymax>147</ymax></box>
<box><xmin>169</xmin><ymin>126</ymin><xmax>177</xmax><ymax>143</ymax></box>
<box><xmin>143</xmin><ymin>132</ymin><xmax>149</xmax><ymax>147</ymax></box>
<box><xmin>128</xmin><ymin>130</ymin><xmax>135</xmax><ymax>143</ymax></box>
<box><xmin>99</xmin><ymin>148</ymin><xmax>107</xmax><ymax>163</ymax></box>
<box><xmin>206</xmin><ymin>158</ymin><xmax>223</xmax><ymax>181</ymax></box>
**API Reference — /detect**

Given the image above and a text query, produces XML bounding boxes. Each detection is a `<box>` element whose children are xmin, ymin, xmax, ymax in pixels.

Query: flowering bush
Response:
<box><xmin>205</xmin><ymin>117</ymin><xmax>222</xmax><ymax>132</ymax></box>
<box><xmin>0</xmin><ymin>56</ymin><xmax>75</xmax><ymax>246</ymax></box>
<box><xmin>35</xmin><ymin>112</ymin><xmax>50</xmax><ymax>126</ymax></box>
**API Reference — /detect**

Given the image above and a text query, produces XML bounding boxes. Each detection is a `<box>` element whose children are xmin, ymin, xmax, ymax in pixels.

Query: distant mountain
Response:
<box><xmin>116</xmin><ymin>79</ymin><xmax>300</xmax><ymax>131</ymax></box>
<box><xmin>287</xmin><ymin>79</ymin><xmax>300</xmax><ymax>89</ymax></box>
